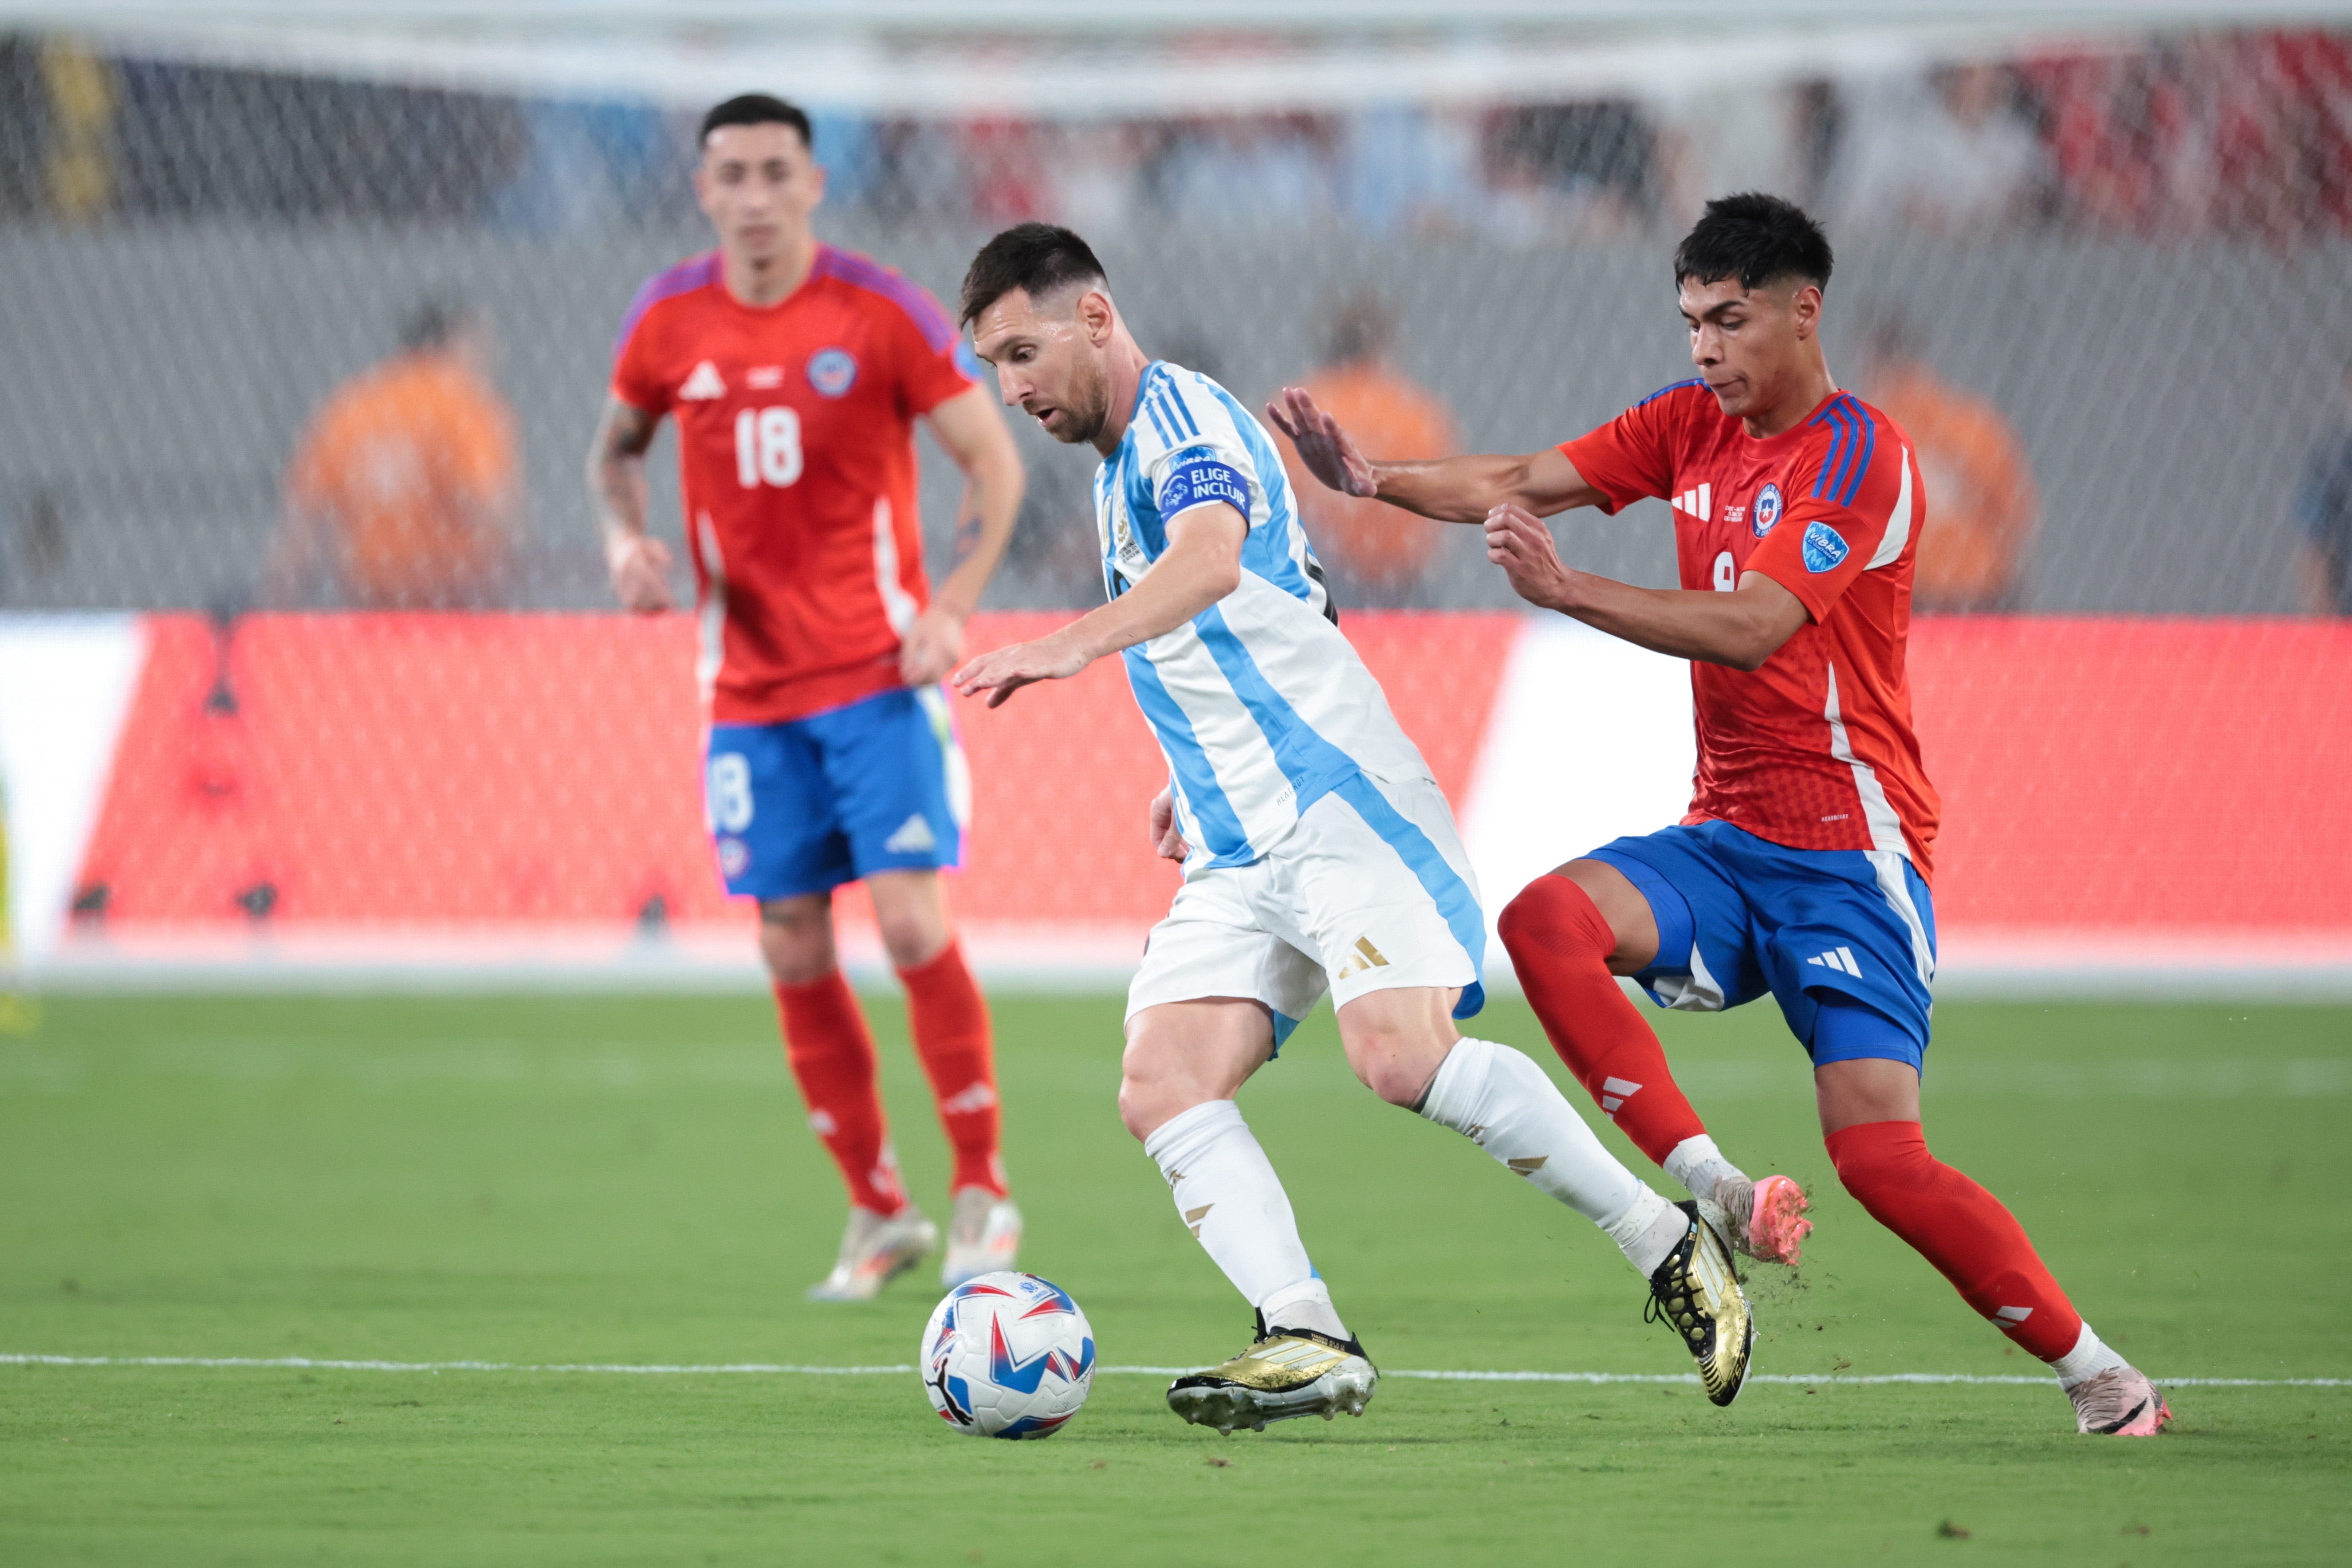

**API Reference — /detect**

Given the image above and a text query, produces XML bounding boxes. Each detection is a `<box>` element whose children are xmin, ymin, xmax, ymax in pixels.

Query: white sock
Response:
<box><xmin>2048</xmin><ymin>1322</ymin><xmax>2129</xmax><ymax>1388</ymax></box>
<box><xmin>1142</xmin><ymin>1100</ymin><xmax>1347</xmax><ymax>1340</ymax></box>
<box><xmin>1259</xmin><ymin>1277</ymin><xmax>1348</xmax><ymax>1342</ymax></box>
<box><xmin>1420</xmin><ymin>1037</ymin><xmax>1677</xmax><ymax>1274</ymax></box>
<box><xmin>1664</xmin><ymin>1133</ymin><xmax>1749</xmax><ymax>1209</ymax></box>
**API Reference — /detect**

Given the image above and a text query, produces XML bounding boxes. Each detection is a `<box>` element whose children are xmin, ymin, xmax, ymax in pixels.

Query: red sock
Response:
<box><xmin>1496</xmin><ymin>874</ymin><xmax>1707</xmax><ymax>1165</ymax></box>
<box><xmin>1826</xmin><ymin>1120</ymin><xmax>2084</xmax><ymax>1360</ymax></box>
<box><xmin>775</xmin><ymin>972</ymin><xmax>907</xmax><ymax>1216</ymax></box>
<box><xmin>898</xmin><ymin>941</ymin><xmax>1007</xmax><ymax>1197</ymax></box>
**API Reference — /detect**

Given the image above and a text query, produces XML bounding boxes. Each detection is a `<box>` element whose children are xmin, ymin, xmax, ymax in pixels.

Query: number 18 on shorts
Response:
<box><xmin>705</xmin><ymin>685</ymin><xmax>971</xmax><ymax>902</ymax></box>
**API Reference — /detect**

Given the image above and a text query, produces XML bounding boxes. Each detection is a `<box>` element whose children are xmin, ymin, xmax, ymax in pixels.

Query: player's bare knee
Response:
<box><xmin>758</xmin><ymin>898</ymin><xmax>836</xmax><ymax>986</ymax></box>
<box><xmin>874</xmin><ymin>909</ymin><xmax>946</xmax><ymax>971</ymax></box>
<box><xmin>1116</xmin><ymin>1040</ymin><xmax>1188</xmax><ymax>1143</ymax></box>
<box><xmin>1339</xmin><ymin>1021</ymin><xmax>1450</xmax><ymax>1108</ymax></box>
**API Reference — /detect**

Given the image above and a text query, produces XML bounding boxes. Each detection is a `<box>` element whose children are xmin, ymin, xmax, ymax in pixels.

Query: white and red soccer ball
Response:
<box><xmin>920</xmin><ymin>1271</ymin><xmax>1094</xmax><ymax>1439</ymax></box>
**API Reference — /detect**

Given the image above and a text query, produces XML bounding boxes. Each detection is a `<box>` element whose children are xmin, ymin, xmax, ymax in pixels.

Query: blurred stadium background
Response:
<box><xmin>0</xmin><ymin>0</ymin><xmax>2348</xmax><ymax>992</ymax></box>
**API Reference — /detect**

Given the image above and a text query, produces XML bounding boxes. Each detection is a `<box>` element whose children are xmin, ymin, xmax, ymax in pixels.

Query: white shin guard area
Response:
<box><xmin>1419</xmin><ymin>1037</ymin><xmax>1645</xmax><ymax>1228</ymax></box>
<box><xmin>1142</xmin><ymin>1099</ymin><xmax>1320</xmax><ymax>1318</ymax></box>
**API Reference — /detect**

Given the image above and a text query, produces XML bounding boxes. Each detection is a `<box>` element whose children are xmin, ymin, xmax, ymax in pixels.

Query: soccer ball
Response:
<box><xmin>920</xmin><ymin>1271</ymin><xmax>1094</xmax><ymax>1439</ymax></box>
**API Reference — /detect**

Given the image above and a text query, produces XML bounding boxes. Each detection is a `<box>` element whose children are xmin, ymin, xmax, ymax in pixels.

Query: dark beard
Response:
<box><xmin>1054</xmin><ymin>359</ymin><xmax>1111</xmax><ymax>446</ymax></box>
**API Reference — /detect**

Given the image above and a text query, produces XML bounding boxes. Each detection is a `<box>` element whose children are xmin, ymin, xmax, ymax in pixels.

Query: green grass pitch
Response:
<box><xmin>3</xmin><ymin>989</ymin><xmax>2348</xmax><ymax>1564</ymax></box>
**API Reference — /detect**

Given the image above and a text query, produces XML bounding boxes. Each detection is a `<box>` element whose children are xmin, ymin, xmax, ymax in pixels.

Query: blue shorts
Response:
<box><xmin>1586</xmin><ymin>820</ymin><xmax>1938</xmax><ymax>1071</ymax></box>
<box><xmin>705</xmin><ymin>685</ymin><xmax>969</xmax><ymax>903</ymax></box>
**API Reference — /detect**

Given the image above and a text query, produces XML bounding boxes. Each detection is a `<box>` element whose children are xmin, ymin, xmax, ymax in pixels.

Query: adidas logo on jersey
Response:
<box><xmin>884</xmin><ymin>814</ymin><xmax>937</xmax><ymax>854</ymax></box>
<box><xmin>678</xmin><ymin>360</ymin><xmax>726</xmax><ymax>400</ymax></box>
<box><xmin>1806</xmin><ymin>946</ymin><xmax>1864</xmax><ymax>977</ymax></box>
<box><xmin>1671</xmin><ymin>482</ymin><xmax>1713</xmax><ymax>522</ymax></box>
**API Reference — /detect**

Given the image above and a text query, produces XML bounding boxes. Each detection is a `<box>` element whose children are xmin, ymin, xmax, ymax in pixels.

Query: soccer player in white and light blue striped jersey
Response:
<box><xmin>951</xmin><ymin>224</ymin><xmax>1754</xmax><ymax>1430</ymax></box>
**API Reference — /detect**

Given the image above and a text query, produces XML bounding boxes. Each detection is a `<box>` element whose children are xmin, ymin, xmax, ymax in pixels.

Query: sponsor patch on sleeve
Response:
<box><xmin>1157</xmin><ymin>451</ymin><xmax>1251</xmax><ymax>521</ymax></box>
<box><xmin>1801</xmin><ymin>520</ymin><xmax>1850</xmax><ymax>573</ymax></box>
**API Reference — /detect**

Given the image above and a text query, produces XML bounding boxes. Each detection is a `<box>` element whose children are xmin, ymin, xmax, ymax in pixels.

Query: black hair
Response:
<box><xmin>699</xmin><ymin>94</ymin><xmax>812</xmax><ymax>151</ymax></box>
<box><xmin>1672</xmin><ymin>192</ymin><xmax>1834</xmax><ymax>293</ymax></box>
<box><xmin>399</xmin><ymin>299</ymin><xmax>469</xmax><ymax>352</ymax></box>
<box><xmin>959</xmin><ymin>223</ymin><xmax>1108</xmax><ymax>327</ymax></box>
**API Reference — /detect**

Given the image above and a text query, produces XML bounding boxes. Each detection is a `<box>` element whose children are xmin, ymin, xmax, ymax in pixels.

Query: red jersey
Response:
<box><xmin>611</xmin><ymin>246</ymin><xmax>977</xmax><ymax>723</ymax></box>
<box><xmin>1561</xmin><ymin>381</ymin><xmax>1942</xmax><ymax>879</ymax></box>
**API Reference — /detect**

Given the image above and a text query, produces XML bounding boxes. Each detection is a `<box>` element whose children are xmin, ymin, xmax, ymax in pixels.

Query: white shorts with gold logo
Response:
<box><xmin>1125</xmin><ymin>771</ymin><xmax>1487</xmax><ymax>1052</ymax></box>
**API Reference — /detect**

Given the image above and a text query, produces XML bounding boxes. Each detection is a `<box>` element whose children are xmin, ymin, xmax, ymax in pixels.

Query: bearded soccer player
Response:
<box><xmin>953</xmin><ymin>223</ymin><xmax>1754</xmax><ymax>1431</ymax></box>
<box><xmin>1273</xmin><ymin>193</ymin><xmax>2168</xmax><ymax>1437</ymax></box>
<box><xmin>589</xmin><ymin>95</ymin><xmax>1027</xmax><ymax>1300</ymax></box>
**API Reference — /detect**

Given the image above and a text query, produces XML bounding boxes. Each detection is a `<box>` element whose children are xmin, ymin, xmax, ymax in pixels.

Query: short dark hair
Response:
<box><xmin>1672</xmin><ymin>193</ymin><xmax>1834</xmax><ymax>293</ymax></box>
<box><xmin>699</xmin><ymin>94</ymin><xmax>812</xmax><ymax>151</ymax></box>
<box><xmin>959</xmin><ymin>223</ymin><xmax>1108</xmax><ymax>327</ymax></box>
<box><xmin>399</xmin><ymin>299</ymin><xmax>470</xmax><ymax>352</ymax></box>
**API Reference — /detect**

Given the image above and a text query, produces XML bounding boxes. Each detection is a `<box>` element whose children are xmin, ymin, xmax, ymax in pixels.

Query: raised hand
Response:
<box><xmin>1266</xmin><ymin>387</ymin><xmax>1377</xmax><ymax>498</ymax></box>
<box><xmin>950</xmin><ymin>633</ymin><xmax>1090</xmax><ymax>709</ymax></box>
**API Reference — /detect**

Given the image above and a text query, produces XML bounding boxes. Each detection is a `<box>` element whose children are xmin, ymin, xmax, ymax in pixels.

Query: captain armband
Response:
<box><xmin>1157</xmin><ymin>452</ymin><xmax>1251</xmax><ymax>521</ymax></box>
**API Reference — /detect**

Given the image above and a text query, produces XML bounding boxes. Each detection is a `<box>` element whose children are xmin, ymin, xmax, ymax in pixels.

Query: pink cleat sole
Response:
<box><xmin>1748</xmin><ymin>1174</ymin><xmax>1813</xmax><ymax>1265</ymax></box>
<box><xmin>2070</xmin><ymin>1367</ymin><xmax>2173</xmax><ymax>1435</ymax></box>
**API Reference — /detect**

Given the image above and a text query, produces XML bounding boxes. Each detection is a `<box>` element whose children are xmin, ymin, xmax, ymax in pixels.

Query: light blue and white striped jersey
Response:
<box><xmin>1097</xmin><ymin>361</ymin><xmax>1435</xmax><ymax>869</ymax></box>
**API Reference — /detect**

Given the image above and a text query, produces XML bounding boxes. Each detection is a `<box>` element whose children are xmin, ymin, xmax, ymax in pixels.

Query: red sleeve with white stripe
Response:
<box><xmin>1556</xmin><ymin>381</ymin><xmax>1703</xmax><ymax>515</ymax></box>
<box><xmin>1746</xmin><ymin>393</ymin><xmax>1916</xmax><ymax>624</ymax></box>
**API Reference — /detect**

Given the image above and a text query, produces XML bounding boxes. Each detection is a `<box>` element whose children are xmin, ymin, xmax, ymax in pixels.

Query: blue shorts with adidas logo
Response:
<box><xmin>704</xmin><ymin>685</ymin><xmax>968</xmax><ymax>903</ymax></box>
<box><xmin>1586</xmin><ymin>819</ymin><xmax>1938</xmax><ymax>1072</ymax></box>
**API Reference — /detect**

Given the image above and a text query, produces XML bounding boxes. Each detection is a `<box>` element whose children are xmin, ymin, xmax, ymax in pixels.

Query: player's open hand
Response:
<box><xmin>1485</xmin><ymin>503</ymin><xmax>1575</xmax><ymax>611</ymax></box>
<box><xmin>899</xmin><ymin>605</ymin><xmax>966</xmax><ymax>687</ymax></box>
<box><xmin>1148</xmin><ymin>785</ymin><xmax>1188</xmax><ymax>861</ymax></box>
<box><xmin>951</xmin><ymin>634</ymin><xmax>1091</xmax><ymax>709</ymax></box>
<box><xmin>606</xmin><ymin>533</ymin><xmax>675</xmax><ymax>613</ymax></box>
<box><xmin>1266</xmin><ymin>388</ymin><xmax>1377</xmax><ymax>498</ymax></box>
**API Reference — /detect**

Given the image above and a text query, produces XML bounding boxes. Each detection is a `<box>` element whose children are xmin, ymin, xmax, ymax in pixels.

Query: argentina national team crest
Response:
<box><xmin>1752</xmin><ymin>483</ymin><xmax>1782</xmax><ymax>538</ymax></box>
<box><xmin>806</xmin><ymin>347</ymin><xmax>858</xmax><ymax>398</ymax></box>
<box><xmin>1802</xmin><ymin>520</ymin><xmax>1850</xmax><ymax>573</ymax></box>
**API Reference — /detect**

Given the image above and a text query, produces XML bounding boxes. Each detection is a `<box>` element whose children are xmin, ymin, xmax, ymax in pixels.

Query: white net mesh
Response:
<box><xmin>2</xmin><ymin>16</ymin><xmax>2348</xmax><ymax>975</ymax></box>
<box><xmin>4</xmin><ymin>23</ymin><xmax>2349</xmax><ymax>615</ymax></box>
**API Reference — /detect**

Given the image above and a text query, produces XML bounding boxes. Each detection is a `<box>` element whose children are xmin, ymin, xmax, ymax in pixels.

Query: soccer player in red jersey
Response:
<box><xmin>589</xmin><ymin>96</ymin><xmax>1028</xmax><ymax>1301</ymax></box>
<box><xmin>1274</xmin><ymin>193</ymin><xmax>2169</xmax><ymax>1435</ymax></box>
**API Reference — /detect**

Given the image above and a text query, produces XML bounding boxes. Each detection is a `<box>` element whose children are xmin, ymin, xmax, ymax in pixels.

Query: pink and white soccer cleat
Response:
<box><xmin>1743</xmin><ymin>1174</ymin><xmax>1813</xmax><ymax>1265</ymax></box>
<box><xmin>2068</xmin><ymin>1367</ymin><xmax>2173</xmax><ymax>1436</ymax></box>
<box><xmin>1697</xmin><ymin>1173</ymin><xmax>1813</xmax><ymax>1265</ymax></box>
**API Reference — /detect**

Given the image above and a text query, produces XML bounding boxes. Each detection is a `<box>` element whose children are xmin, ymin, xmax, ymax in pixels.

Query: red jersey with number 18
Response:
<box><xmin>611</xmin><ymin>246</ymin><xmax>977</xmax><ymax>724</ymax></box>
<box><xmin>1560</xmin><ymin>380</ymin><xmax>1942</xmax><ymax>879</ymax></box>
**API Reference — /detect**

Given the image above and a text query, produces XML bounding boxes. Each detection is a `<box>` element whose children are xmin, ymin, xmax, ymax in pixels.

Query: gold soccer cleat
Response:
<box><xmin>805</xmin><ymin>1206</ymin><xmax>938</xmax><ymax>1302</ymax></box>
<box><xmin>1166</xmin><ymin>1314</ymin><xmax>1378</xmax><ymax>1434</ymax></box>
<box><xmin>1646</xmin><ymin>1200</ymin><xmax>1755</xmax><ymax>1407</ymax></box>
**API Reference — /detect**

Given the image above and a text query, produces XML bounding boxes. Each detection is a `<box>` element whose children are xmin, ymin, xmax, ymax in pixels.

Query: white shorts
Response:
<box><xmin>1125</xmin><ymin>771</ymin><xmax>1486</xmax><ymax>1050</ymax></box>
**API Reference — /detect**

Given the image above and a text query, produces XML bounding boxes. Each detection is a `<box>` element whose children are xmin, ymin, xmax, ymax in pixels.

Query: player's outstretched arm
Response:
<box><xmin>1266</xmin><ymin>386</ymin><xmax>1606</xmax><ymax>523</ymax></box>
<box><xmin>1485</xmin><ymin>503</ymin><xmax>1809</xmax><ymax>671</ymax></box>
<box><xmin>951</xmin><ymin>503</ymin><xmax>1247</xmax><ymax>709</ymax></box>
<box><xmin>586</xmin><ymin>395</ymin><xmax>673</xmax><ymax>614</ymax></box>
<box><xmin>902</xmin><ymin>386</ymin><xmax>1027</xmax><ymax>684</ymax></box>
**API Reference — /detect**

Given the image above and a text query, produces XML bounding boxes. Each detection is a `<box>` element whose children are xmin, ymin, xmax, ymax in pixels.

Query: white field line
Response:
<box><xmin>3</xmin><ymin>1353</ymin><xmax>2342</xmax><ymax>1388</ymax></box>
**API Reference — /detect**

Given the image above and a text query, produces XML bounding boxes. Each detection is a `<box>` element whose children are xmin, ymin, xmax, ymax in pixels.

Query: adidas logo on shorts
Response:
<box><xmin>885</xmin><ymin>814</ymin><xmax>936</xmax><ymax>854</ymax></box>
<box><xmin>1805</xmin><ymin>946</ymin><xmax>1863</xmax><ymax>977</ymax></box>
